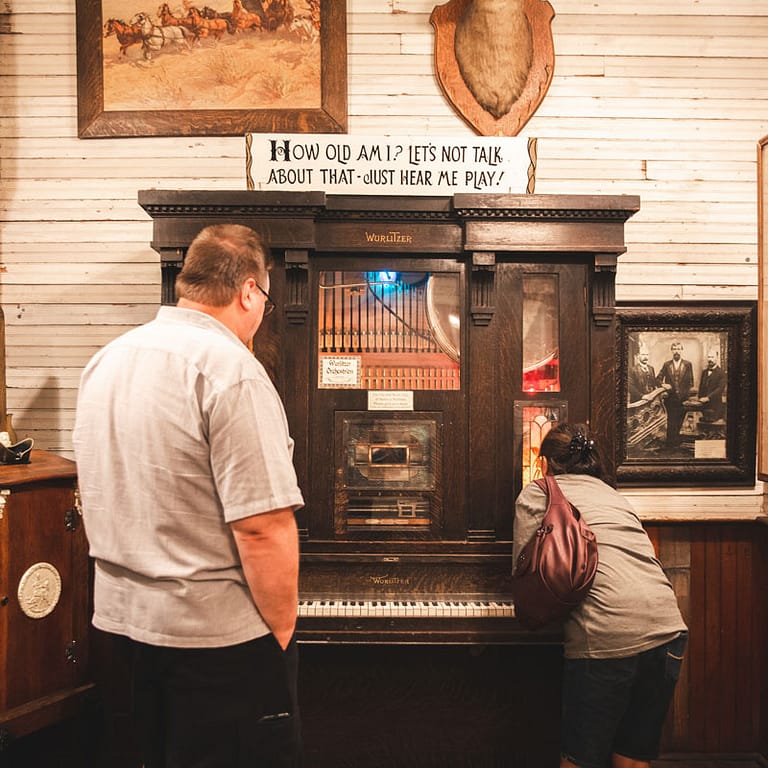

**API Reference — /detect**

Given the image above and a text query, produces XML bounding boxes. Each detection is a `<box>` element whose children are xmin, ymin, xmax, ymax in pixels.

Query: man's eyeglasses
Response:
<box><xmin>254</xmin><ymin>282</ymin><xmax>275</xmax><ymax>317</ymax></box>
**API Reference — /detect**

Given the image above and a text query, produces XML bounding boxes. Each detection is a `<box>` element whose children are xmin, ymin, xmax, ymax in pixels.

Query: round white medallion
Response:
<box><xmin>17</xmin><ymin>562</ymin><xmax>62</xmax><ymax>619</ymax></box>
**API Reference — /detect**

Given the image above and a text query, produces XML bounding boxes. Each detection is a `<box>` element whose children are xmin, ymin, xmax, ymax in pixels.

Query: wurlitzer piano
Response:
<box><xmin>139</xmin><ymin>190</ymin><xmax>639</xmax><ymax>765</ymax></box>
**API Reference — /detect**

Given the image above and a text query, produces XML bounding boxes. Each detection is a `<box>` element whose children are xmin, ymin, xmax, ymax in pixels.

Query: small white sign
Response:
<box><xmin>246</xmin><ymin>134</ymin><xmax>536</xmax><ymax>195</ymax></box>
<box><xmin>368</xmin><ymin>391</ymin><xmax>414</xmax><ymax>411</ymax></box>
<box><xmin>319</xmin><ymin>355</ymin><xmax>360</xmax><ymax>388</ymax></box>
<box><xmin>694</xmin><ymin>439</ymin><xmax>726</xmax><ymax>459</ymax></box>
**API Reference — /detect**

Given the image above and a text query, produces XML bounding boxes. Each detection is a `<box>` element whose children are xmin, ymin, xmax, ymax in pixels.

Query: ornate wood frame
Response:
<box><xmin>758</xmin><ymin>134</ymin><xmax>768</xmax><ymax>480</ymax></box>
<box><xmin>75</xmin><ymin>0</ymin><xmax>347</xmax><ymax>138</ymax></box>
<box><xmin>616</xmin><ymin>303</ymin><xmax>756</xmax><ymax>487</ymax></box>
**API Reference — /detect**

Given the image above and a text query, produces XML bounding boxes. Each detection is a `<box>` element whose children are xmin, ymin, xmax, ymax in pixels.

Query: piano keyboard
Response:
<box><xmin>298</xmin><ymin>599</ymin><xmax>515</xmax><ymax>619</ymax></box>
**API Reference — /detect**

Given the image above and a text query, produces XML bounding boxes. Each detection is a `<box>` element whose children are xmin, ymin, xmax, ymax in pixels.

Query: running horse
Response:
<box><xmin>157</xmin><ymin>3</ymin><xmax>187</xmax><ymax>27</ymax></box>
<box><xmin>185</xmin><ymin>7</ymin><xmax>229</xmax><ymax>40</ymax></box>
<box><xmin>134</xmin><ymin>12</ymin><xmax>192</xmax><ymax>59</ymax></box>
<box><xmin>103</xmin><ymin>18</ymin><xmax>143</xmax><ymax>56</ymax></box>
<box><xmin>231</xmin><ymin>0</ymin><xmax>262</xmax><ymax>31</ymax></box>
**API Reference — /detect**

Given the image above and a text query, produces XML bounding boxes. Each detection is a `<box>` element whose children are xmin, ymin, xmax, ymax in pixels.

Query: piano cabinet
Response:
<box><xmin>134</xmin><ymin>191</ymin><xmax>642</xmax><ymax>767</ymax></box>
<box><xmin>140</xmin><ymin>191</ymin><xmax>638</xmax><ymax>637</ymax></box>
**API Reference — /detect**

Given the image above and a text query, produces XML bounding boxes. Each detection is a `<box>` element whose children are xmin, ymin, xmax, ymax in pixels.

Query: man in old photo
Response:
<box><xmin>656</xmin><ymin>341</ymin><xmax>694</xmax><ymax>448</ymax></box>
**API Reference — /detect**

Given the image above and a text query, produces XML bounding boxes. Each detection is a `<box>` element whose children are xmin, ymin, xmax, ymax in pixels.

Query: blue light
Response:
<box><xmin>376</xmin><ymin>271</ymin><xmax>397</xmax><ymax>283</ymax></box>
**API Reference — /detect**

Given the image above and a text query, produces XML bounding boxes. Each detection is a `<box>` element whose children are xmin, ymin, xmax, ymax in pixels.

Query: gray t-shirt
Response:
<box><xmin>73</xmin><ymin>306</ymin><xmax>304</xmax><ymax>648</ymax></box>
<box><xmin>514</xmin><ymin>474</ymin><xmax>686</xmax><ymax>659</ymax></box>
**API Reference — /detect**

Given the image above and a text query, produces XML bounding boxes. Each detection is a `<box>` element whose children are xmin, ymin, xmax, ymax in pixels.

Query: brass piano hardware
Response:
<box><xmin>64</xmin><ymin>507</ymin><xmax>80</xmax><ymax>532</ymax></box>
<box><xmin>65</xmin><ymin>640</ymin><xmax>79</xmax><ymax>664</ymax></box>
<box><xmin>369</xmin><ymin>575</ymin><xmax>410</xmax><ymax>586</ymax></box>
<box><xmin>382</xmin><ymin>556</ymin><xmax>400</xmax><ymax>562</ymax></box>
<box><xmin>64</xmin><ymin>487</ymin><xmax>82</xmax><ymax>531</ymax></box>
<box><xmin>0</xmin><ymin>488</ymin><xmax>9</xmax><ymax>520</ymax></box>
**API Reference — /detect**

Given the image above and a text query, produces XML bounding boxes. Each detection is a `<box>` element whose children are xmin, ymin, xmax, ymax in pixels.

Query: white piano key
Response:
<box><xmin>297</xmin><ymin>598</ymin><xmax>516</xmax><ymax>619</ymax></box>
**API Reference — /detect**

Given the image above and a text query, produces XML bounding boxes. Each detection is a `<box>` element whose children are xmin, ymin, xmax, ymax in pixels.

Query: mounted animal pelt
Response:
<box><xmin>454</xmin><ymin>0</ymin><xmax>533</xmax><ymax>120</ymax></box>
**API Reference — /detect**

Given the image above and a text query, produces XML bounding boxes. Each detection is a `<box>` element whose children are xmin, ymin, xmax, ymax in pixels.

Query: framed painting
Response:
<box><xmin>76</xmin><ymin>0</ymin><xmax>347</xmax><ymax>138</ymax></box>
<box><xmin>615</xmin><ymin>303</ymin><xmax>756</xmax><ymax>487</ymax></box>
<box><xmin>759</xmin><ymin>134</ymin><xmax>768</xmax><ymax>481</ymax></box>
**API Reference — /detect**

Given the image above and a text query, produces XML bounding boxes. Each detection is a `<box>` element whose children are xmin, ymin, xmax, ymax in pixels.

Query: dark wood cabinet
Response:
<box><xmin>136</xmin><ymin>190</ymin><xmax>641</xmax><ymax>765</ymax></box>
<box><xmin>0</xmin><ymin>450</ymin><xmax>94</xmax><ymax>750</ymax></box>
<box><xmin>139</xmin><ymin>192</ymin><xmax>640</xmax><ymax>565</ymax></box>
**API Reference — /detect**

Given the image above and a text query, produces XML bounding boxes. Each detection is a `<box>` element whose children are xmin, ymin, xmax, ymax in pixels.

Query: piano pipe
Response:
<box><xmin>320</xmin><ymin>278</ymin><xmax>328</xmax><ymax>353</ymax></box>
<box><xmin>330</xmin><ymin>273</ymin><xmax>337</xmax><ymax>353</ymax></box>
<box><xmin>339</xmin><ymin>277</ymin><xmax>346</xmax><ymax>353</ymax></box>
<box><xmin>356</xmin><ymin>290</ymin><xmax>362</xmax><ymax>353</ymax></box>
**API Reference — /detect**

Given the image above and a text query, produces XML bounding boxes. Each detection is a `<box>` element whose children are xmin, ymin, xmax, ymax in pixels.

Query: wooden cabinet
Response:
<box><xmin>0</xmin><ymin>450</ymin><xmax>93</xmax><ymax>749</ymax></box>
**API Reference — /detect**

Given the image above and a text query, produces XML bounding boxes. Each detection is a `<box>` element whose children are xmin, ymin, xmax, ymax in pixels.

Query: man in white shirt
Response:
<box><xmin>74</xmin><ymin>224</ymin><xmax>304</xmax><ymax>767</ymax></box>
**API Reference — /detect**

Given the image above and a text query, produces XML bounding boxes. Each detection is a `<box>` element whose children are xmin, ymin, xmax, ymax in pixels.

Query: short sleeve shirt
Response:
<box><xmin>514</xmin><ymin>475</ymin><xmax>686</xmax><ymax>659</ymax></box>
<box><xmin>73</xmin><ymin>306</ymin><xmax>304</xmax><ymax>648</ymax></box>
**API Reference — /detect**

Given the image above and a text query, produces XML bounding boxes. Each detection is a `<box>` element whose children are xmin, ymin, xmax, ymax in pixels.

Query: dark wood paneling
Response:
<box><xmin>647</xmin><ymin>522</ymin><xmax>766</xmax><ymax>756</ymax></box>
<box><xmin>300</xmin><ymin>643</ymin><xmax>562</xmax><ymax>768</ymax></box>
<box><xmin>759</xmin><ymin>519</ymin><xmax>768</xmax><ymax>759</ymax></box>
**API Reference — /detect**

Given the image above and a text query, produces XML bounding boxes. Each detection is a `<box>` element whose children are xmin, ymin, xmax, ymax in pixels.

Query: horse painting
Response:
<box><xmin>134</xmin><ymin>12</ymin><xmax>192</xmax><ymax>59</ymax></box>
<box><xmin>231</xmin><ymin>0</ymin><xmax>262</xmax><ymax>32</ymax></box>
<box><xmin>157</xmin><ymin>3</ymin><xmax>187</xmax><ymax>28</ymax></box>
<box><xmin>185</xmin><ymin>7</ymin><xmax>229</xmax><ymax>41</ymax></box>
<box><xmin>103</xmin><ymin>18</ymin><xmax>143</xmax><ymax>57</ymax></box>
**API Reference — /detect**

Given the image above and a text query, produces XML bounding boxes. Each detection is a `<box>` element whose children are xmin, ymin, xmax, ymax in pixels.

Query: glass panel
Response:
<box><xmin>338</xmin><ymin>414</ymin><xmax>440</xmax><ymax>533</ymax></box>
<box><xmin>514</xmin><ymin>401</ymin><xmax>567</xmax><ymax>487</ymax></box>
<box><xmin>318</xmin><ymin>271</ymin><xmax>460</xmax><ymax>390</ymax></box>
<box><xmin>522</xmin><ymin>275</ymin><xmax>560</xmax><ymax>392</ymax></box>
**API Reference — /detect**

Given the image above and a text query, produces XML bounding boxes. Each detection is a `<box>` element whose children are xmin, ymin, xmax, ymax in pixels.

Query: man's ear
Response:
<box><xmin>240</xmin><ymin>277</ymin><xmax>256</xmax><ymax>310</ymax></box>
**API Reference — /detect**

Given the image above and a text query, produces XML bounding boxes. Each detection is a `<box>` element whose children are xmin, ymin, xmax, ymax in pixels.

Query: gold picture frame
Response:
<box><xmin>76</xmin><ymin>0</ymin><xmax>347</xmax><ymax>138</ymax></box>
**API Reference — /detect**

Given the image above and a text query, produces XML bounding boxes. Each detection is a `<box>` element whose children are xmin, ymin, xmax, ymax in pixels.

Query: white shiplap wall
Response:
<box><xmin>1</xmin><ymin>0</ymin><xmax>767</xmax><ymax>517</ymax></box>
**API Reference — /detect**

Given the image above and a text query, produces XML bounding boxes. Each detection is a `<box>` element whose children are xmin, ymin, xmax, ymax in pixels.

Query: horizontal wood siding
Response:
<box><xmin>2</xmin><ymin>0</ymin><xmax>768</xmax><ymax>464</ymax></box>
<box><xmin>3</xmin><ymin>1</ymin><xmax>767</xmax><ymax>762</ymax></box>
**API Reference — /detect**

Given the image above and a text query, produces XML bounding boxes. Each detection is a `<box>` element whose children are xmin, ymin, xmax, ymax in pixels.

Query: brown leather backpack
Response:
<box><xmin>512</xmin><ymin>474</ymin><xmax>598</xmax><ymax>629</ymax></box>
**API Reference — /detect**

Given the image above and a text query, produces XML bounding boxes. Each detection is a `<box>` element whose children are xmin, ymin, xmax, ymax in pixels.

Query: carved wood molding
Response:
<box><xmin>285</xmin><ymin>250</ymin><xmax>309</xmax><ymax>325</ymax></box>
<box><xmin>592</xmin><ymin>253</ymin><xmax>617</xmax><ymax>327</ymax></box>
<box><xmin>470</xmin><ymin>252</ymin><xmax>496</xmax><ymax>326</ymax></box>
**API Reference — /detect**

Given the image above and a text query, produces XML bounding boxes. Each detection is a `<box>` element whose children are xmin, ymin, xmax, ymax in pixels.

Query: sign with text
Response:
<box><xmin>246</xmin><ymin>134</ymin><xmax>536</xmax><ymax>195</ymax></box>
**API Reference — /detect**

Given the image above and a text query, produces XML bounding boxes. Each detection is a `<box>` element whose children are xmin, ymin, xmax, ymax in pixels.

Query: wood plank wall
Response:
<box><xmin>1</xmin><ymin>0</ymin><xmax>767</xmax><ymax>463</ymax></box>
<box><xmin>3</xmin><ymin>2</ymin><xmax>768</xmax><ymax>760</ymax></box>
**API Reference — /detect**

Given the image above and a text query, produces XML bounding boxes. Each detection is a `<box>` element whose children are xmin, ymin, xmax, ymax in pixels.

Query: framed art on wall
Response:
<box><xmin>615</xmin><ymin>303</ymin><xmax>756</xmax><ymax>487</ymax></box>
<box><xmin>759</xmin><ymin>134</ymin><xmax>768</xmax><ymax>481</ymax></box>
<box><xmin>76</xmin><ymin>0</ymin><xmax>347</xmax><ymax>138</ymax></box>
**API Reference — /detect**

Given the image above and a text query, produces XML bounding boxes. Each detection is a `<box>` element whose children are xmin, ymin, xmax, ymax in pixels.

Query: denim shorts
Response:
<box><xmin>561</xmin><ymin>632</ymin><xmax>687</xmax><ymax>768</ymax></box>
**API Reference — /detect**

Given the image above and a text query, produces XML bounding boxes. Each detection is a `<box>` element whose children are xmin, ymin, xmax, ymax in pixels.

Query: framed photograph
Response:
<box><xmin>759</xmin><ymin>134</ymin><xmax>768</xmax><ymax>480</ymax></box>
<box><xmin>76</xmin><ymin>0</ymin><xmax>347</xmax><ymax>138</ymax></box>
<box><xmin>616</xmin><ymin>304</ymin><xmax>756</xmax><ymax>487</ymax></box>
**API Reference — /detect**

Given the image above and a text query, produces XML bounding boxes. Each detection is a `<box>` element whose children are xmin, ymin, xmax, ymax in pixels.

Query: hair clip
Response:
<box><xmin>569</xmin><ymin>433</ymin><xmax>594</xmax><ymax>458</ymax></box>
